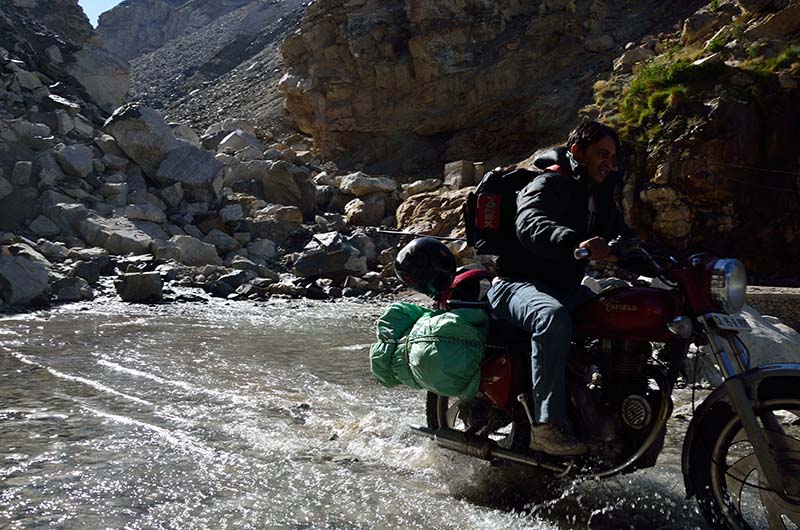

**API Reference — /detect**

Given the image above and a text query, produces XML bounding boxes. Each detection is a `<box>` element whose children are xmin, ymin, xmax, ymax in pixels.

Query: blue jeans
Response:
<box><xmin>487</xmin><ymin>279</ymin><xmax>594</xmax><ymax>425</ymax></box>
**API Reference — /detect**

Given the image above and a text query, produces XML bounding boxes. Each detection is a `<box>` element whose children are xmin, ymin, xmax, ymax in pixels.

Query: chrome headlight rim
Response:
<box><xmin>710</xmin><ymin>258</ymin><xmax>747</xmax><ymax>314</ymax></box>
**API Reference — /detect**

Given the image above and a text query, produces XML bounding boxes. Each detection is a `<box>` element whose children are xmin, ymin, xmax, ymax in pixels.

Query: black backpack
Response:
<box><xmin>464</xmin><ymin>164</ymin><xmax>568</xmax><ymax>255</ymax></box>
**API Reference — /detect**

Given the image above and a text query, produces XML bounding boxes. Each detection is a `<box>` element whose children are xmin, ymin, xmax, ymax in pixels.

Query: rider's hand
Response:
<box><xmin>579</xmin><ymin>237</ymin><xmax>617</xmax><ymax>261</ymax></box>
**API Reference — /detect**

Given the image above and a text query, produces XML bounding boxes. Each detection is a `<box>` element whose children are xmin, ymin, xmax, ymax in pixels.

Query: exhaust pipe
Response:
<box><xmin>410</xmin><ymin>426</ymin><xmax>569</xmax><ymax>474</ymax></box>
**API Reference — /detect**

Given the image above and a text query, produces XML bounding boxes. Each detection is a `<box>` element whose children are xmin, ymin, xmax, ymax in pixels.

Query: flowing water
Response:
<box><xmin>0</xmin><ymin>296</ymin><xmax>709</xmax><ymax>529</ymax></box>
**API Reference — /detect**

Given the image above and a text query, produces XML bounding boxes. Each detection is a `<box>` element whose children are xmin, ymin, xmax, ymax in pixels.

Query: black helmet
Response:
<box><xmin>395</xmin><ymin>237</ymin><xmax>456</xmax><ymax>299</ymax></box>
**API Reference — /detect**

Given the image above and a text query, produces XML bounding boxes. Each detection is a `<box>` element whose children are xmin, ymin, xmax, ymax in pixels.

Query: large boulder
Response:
<box><xmin>78</xmin><ymin>215</ymin><xmax>153</xmax><ymax>255</ymax></box>
<box><xmin>0</xmin><ymin>256</ymin><xmax>49</xmax><ymax>305</ymax></box>
<box><xmin>738</xmin><ymin>306</ymin><xmax>800</xmax><ymax>366</ymax></box>
<box><xmin>169</xmin><ymin>235</ymin><xmax>222</xmax><ymax>266</ymax></box>
<box><xmin>293</xmin><ymin>232</ymin><xmax>367</xmax><ymax>279</ymax></box>
<box><xmin>261</xmin><ymin>161</ymin><xmax>316</xmax><ymax>216</ymax></box>
<box><xmin>103</xmin><ymin>104</ymin><xmax>181</xmax><ymax>177</ymax></box>
<box><xmin>154</xmin><ymin>143</ymin><xmax>224</xmax><ymax>202</ymax></box>
<box><xmin>114</xmin><ymin>272</ymin><xmax>163</xmax><ymax>303</ymax></box>
<box><xmin>65</xmin><ymin>44</ymin><xmax>130</xmax><ymax>113</ymax></box>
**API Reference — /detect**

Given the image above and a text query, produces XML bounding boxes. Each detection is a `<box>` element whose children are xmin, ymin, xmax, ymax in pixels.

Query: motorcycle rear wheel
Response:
<box><xmin>425</xmin><ymin>392</ymin><xmax>529</xmax><ymax>451</ymax></box>
<box><xmin>689</xmin><ymin>380</ymin><xmax>800</xmax><ymax>530</ymax></box>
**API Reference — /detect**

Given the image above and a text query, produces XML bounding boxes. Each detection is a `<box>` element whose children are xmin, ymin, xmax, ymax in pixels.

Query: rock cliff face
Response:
<box><xmin>96</xmin><ymin>0</ymin><xmax>250</xmax><ymax>61</ymax></box>
<box><xmin>589</xmin><ymin>0</ymin><xmax>800</xmax><ymax>279</ymax></box>
<box><xmin>279</xmin><ymin>0</ymin><xmax>706</xmax><ymax>174</ymax></box>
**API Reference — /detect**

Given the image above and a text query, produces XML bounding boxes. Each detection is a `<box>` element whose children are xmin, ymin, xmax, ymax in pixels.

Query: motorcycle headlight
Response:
<box><xmin>710</xmin><ymin>259</ymin><xmax>747</xmax><ymax>314</ymax></box>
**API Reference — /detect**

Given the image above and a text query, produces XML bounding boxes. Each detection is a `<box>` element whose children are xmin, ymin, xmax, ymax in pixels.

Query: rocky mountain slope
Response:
<box><xmin>97</xmin><ymin>0</ymin><xmax>305</xmax><ymax>135</ymax></box>
<box><xmin>0</xmin><ymin>0</ymin><xmax>412</xmax><ymax>310</ymax></box>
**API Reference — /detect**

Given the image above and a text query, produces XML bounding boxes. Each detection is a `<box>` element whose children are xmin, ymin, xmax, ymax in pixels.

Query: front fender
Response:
<box><xmin>681</xmin><ymin>362</ymin><xmax>800</xmax><ymax>498</ymax></box>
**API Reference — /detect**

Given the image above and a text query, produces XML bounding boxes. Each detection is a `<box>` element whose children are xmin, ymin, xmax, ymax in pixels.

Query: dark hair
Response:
<box><xmin>566</xmin><ymin>120</ymin><xmax>621</xmax><ymax>153</ymax></box>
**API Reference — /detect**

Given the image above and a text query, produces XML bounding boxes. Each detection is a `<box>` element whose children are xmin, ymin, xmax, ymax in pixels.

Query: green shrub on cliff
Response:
<box><xmin>619</xmin><ymin>56</ymin><xmax>726</xmax><ymax>127</ymax></box>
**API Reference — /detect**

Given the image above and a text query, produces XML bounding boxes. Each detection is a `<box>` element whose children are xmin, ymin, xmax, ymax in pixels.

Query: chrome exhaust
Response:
<box><xmin>410</xmin><ymin>426</ymin><xmax>568</xmax><ymax>473</ymax></box>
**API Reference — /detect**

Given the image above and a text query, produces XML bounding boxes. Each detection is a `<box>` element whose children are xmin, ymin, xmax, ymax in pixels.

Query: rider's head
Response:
<box><xmin>567</xmin><ymin>121</ymin><xmax>620</xmax><ymax>184</ymax></box>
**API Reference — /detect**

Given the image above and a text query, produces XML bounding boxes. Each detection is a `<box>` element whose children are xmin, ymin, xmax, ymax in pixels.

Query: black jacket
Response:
<box><xmin>496</xmin><ymin>147</ymin><xmax>631</xmax><ymax>288</ymax></box>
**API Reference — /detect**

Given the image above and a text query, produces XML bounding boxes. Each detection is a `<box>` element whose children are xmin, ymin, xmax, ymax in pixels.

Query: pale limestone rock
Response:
<box><xmin>339</xmin><ymin>172</ymin><xmax>396</xmax><ymax>196</ymax></box>
<box><xmin>403</xmin><ymin>178</ymin><xmax>442</xmax><ymax>197</ymax></box>
<box><xmin>345</xmin><ymin>193</ymin><xmax>385</xmax><ymax>226</ymax></box>
<box><xmin>217</xmin><ymin>130</ymin><xmax>265</xmax><ymax>154</ymax></box>
<box><xmin>169</xmin><ymin>122</ymin><xmax>201</xmax><ymax>147</ymax></box>
<box><xmin>169</xmin><ymin>235</ymin><xmax>222</xmax><ymax>266</ymax></box>
<box><xmin>254</xmin><ymin>204</ymin><xmax>303</xmax><ymax>224</ymax></box>
<box><xmin>613</xmin><ymin>46</ymin><xmax>655</xmax><ymax>73</ymax></box>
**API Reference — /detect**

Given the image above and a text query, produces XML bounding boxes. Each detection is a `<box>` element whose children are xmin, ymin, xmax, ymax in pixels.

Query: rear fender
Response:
<box><xmin>681</xmin><ymin>363</ymin><xmax>800</xmax><ymax>498</ymax></box>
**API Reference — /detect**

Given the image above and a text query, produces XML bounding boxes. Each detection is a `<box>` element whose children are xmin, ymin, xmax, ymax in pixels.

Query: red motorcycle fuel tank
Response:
<box><xmin>574</xmin><ymin>287</ymin><xmax>683</xmax><ymax>342</ymax></box>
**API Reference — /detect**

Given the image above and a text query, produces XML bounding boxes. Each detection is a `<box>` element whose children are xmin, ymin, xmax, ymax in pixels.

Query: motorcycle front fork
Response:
<box><xmin>700</xmin><ymin>317</ymin><xmax>799</xmax><ymax>497</ymax></box>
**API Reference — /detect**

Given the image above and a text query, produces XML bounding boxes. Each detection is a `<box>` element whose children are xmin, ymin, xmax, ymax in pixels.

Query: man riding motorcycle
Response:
<box><xmin>488</xmin><ymin>120</ymin><xmax>630</xmax><ymax>456</ymax></box>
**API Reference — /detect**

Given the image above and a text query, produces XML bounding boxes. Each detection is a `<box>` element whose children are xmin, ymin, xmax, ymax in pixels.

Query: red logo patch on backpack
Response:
<box><xmin>476</xmin><ymin>193</ymin><xmax>502</xmax><ymax>230</ymax></box>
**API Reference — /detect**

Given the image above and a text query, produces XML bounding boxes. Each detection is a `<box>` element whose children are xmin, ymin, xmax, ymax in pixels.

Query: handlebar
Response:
<box><xmin>574</xmin><ymin>237</ymin><xmax>677</xmax><ymax>282</ymax></box>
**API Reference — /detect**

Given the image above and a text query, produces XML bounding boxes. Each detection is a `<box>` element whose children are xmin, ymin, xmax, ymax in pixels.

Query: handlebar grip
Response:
<box><xmin>574</xmin><ymin>247</ymin><xmax>591</xmax><ymax>260</ymax></box>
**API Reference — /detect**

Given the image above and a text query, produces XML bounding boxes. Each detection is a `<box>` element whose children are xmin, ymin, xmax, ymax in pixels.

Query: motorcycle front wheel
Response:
<box><xmin>689</xmin><ymin>380</ymin><xmax>800</xmax><ymax>530</ymax></box>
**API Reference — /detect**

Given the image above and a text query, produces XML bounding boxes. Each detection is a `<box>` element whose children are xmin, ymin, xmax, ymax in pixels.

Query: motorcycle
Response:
<box><xmin>407</xmin><ymin>240</ymin><xmax>800</xmax><ymax>530</ymax></box>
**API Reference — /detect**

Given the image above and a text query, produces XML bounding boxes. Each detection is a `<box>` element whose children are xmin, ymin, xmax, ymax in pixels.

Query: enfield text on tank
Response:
<box><xmin>396</xmin><ymin>238</ymin><xmax>800</xmax><ymax>530</ymax></box>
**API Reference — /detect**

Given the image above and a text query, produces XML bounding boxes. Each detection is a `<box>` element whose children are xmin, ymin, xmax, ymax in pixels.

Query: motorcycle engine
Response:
<box><xmin>570</xmin><ymin>339</ymin><xmax>665</xmax><ymax>465</ymax></box>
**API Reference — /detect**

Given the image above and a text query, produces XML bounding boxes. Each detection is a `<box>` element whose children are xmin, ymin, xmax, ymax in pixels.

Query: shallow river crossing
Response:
<box><xmin>0</xmin><ymin>297</ymin><xmax>711</xmax><ymax>529</ymax></box>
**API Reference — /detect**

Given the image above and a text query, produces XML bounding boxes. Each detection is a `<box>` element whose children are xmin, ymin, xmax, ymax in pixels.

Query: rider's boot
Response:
<box><xmin>529</xmin><ymin>423</ymin><xmax>588</xmax><ymax>456</ymax></box>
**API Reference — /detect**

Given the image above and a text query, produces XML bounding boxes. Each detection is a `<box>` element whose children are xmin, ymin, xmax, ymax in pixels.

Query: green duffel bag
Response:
<box><xmin>369</xmin><ymin>302</ymin><xmax>430</xmax><ymax>388</ymax></box>
<box><xmin>406</xmin><ymin>308</ymin><xmax>488</xmax><ymax>399</ymax></box>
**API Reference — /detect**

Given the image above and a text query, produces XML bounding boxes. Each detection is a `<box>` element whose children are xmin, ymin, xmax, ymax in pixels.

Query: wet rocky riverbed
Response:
<box><xmin>0</xmin><ymin>297</ymin><xmax>709</xmax><ymax>529</ymax></box>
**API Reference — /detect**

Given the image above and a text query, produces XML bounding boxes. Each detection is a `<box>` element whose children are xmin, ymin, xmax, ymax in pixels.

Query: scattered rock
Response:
<box><xmin>114</xmin><ymin>272</ymin><xmax>163</xmax><ymax>303</ymax></box>
<box><xmin>247</xmin><ymin>239</ymin><xmax>276</xmax><ymax>260</ymax></box>
<box><xmin>203</xmin><ymin>229</ymin><xmax>240</xmax><ymax>253</ymax></box>
<box><xmin>0</xmin><ymin>256</ymin><xmax>49</xmax><ymax>305</ymax></box>
<box><xmin>154</xmin><ymin>143</ymin><xmax>223</xmax><ymax>201</ymax></box>
<box><xmin>54</xmin><ymin>143</ymin><xmax>94</xmax><ymax>178</ymax></box>
<box><xmin>29</xmin><ymin>215</ymin><xmax>61</xmax><ymax>237</ymax></box>
<box><xmin>345</xmin><ymin>193</ymin><xmax>385</xmax><ymax>226</ymax></box>
<box><xmin>339</xmin><ymin>172</ymin><xmax>396</xmax><ymax>197</ymax></box>
<box><xmin>170</xmin><ymin>235</ymin><xmax>222</xmax><ymax>266</ymax></box>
